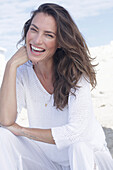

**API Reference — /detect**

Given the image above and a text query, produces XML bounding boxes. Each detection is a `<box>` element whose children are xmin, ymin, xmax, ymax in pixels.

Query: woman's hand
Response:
<box><xmin>6</xmin><ymin>123</ymin><xmax>23</xmax><ymax>136</ymax></box>
<box><xmin>8</xmin><ymin>46</ymin><xmax>29</xmax><ymax>68</ymax></box>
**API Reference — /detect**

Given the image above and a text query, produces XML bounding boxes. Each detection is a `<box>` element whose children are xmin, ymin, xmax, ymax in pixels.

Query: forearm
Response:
<box><xmin>0</xmin><ymin>62</ymin><xmax>17</xmax><ymax>126</ymax></box>
<box><xmin>21</xmin><ymin>127</ymin><xmax>55</xmax><ymax>144</ymax></box>
<box><xmin>0</xmin><ymin>47</ymin><xmax>28</xmax><ymax>126</ymax></box>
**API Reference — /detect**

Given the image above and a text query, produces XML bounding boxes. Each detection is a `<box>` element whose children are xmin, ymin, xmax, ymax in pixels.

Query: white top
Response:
<box><xmin>16</xmin><ymin>62</ymin><xmax>107</xmax><ymax>164</ymax></box>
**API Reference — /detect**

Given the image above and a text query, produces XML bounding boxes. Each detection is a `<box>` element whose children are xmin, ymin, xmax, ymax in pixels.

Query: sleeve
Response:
<box><xmin>51</xmin><ymin>76</ymin><xmax>93</xmax><ymax>150</ymax></box>
<box><xmin>16</xmin><ymin>67</ymin><xmax>26</xmax><ymax>114</ymax></box>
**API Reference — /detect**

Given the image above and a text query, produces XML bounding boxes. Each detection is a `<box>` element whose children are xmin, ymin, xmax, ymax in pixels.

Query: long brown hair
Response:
<box><xmin>18</xmin><ymin>3</ymin><xmax>97</xmax><ymax>110</ymax></box>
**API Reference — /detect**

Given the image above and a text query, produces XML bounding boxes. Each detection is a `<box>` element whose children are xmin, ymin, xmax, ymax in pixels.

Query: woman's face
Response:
<box><xmin>26</xmin><ymin>12</ymin><xmax>58</xmax><ymax>64</ymax></box>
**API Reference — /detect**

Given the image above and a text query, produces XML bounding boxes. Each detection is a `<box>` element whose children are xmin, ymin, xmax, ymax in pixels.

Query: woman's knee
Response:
<box><xmin>69</xmin><ymin>141</ymin><xmax>93</xmax><ymax>155</ymax></box>
<box><xmin>0</xmin><ymin>127</ymin><xmax>15</xmax><ymax>144</ymax></box>
<box><xmin>68</xmin><ymin>142</ymin><xmax>95</xmax><ymax>170</ymax></box>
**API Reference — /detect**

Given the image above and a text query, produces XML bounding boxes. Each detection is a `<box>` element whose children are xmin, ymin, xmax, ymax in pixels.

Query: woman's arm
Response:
<box><xmin>51</xmin><ymin>77</ymin><xmax>93</xmax><ymax>149</ymax></box>
<box><xmin>0</xmin><ymin>46</ymin><xmax>28</xmax><ymax>126</ymax></box>
<box><xmin>22</xmin><ymin>127</ymin><xmax>55</xmax><ymax>144</ymax></box>
<box><xmin>7</xmin><ymin>123</ymin><xmax>55</xmax><ymax>144</ymax></box>
<box><xmin>0</xmin><ymin>64</ymin><xmax>17</xmax><ymax>126</ymax></box>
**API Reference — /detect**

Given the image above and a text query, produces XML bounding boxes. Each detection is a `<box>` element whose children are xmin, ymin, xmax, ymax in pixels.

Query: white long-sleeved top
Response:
<box><xmin>16</xmin><ymin>62</ymin><xmax>107</xmax><ymax>165</ymax></box>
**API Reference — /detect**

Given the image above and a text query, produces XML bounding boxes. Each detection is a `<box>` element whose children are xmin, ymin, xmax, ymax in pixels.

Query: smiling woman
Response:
<box><xmin>0</xmin><ymin>3</ymin><xmax>113</xmax><ymax>170</ymax></box>
<box><xmin>25</xmin><ymin>12</ymin><xmax>58</xmax><ymax>65</ymax></box>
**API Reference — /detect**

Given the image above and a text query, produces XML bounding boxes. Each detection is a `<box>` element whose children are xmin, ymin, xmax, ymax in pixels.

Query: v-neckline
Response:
<box><xmin>31</xmin><ymin>65</ymin><xmax>53</xmax><ymax>96</ymax></box>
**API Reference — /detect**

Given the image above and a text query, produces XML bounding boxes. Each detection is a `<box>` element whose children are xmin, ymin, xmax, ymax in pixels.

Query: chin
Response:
<box><xmin>28</xmin><ymin>55</ymin><xmax>42</xmax><ymax>65</ymax></box>
<box><xmin>28</xmin><ymin>57</ymin><xmax>38</xmax><ymax>64</ymax></box>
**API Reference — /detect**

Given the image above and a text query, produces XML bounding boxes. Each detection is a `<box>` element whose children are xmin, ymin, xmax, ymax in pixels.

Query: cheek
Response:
<box><xmin>26</xmin><ymin>31</ymin><xmax>32</xmax><ymax>44</ymax></box>
<box><xmin>46</xmin><ymin>40</ymin><xmax>58</xmax><ymax>50</ymax></box>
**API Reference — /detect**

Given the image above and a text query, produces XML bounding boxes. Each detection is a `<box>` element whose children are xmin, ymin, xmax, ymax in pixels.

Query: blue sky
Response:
<box><xmin>76</xmin><ymin>7</ymin><xmax>113</xmax><ymax>47</ymax></box>
<box><xmin>0</xmin><ymin>0</ymin><xmax>113</xmax><ymax>59</ymax></box>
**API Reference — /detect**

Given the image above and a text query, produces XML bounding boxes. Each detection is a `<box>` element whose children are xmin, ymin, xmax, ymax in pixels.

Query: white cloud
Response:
<box><xmin>0</xmin><ymin>0</ymin><xmax>113</xmax><ymax>35</ymax></box>
<box><xmin>1</xmin><ymin>0</ymin><xmax>113</xmax><ymax>19</ymax></box>
<box><xmin>66</xmin><ymin>0</ymin><xmax>113</xmax><ymax>19</ymax></box>
<box><xmin>0</xmin><ymin>0</ymin><xmax>113</xmax><ymax>59</ymax></box>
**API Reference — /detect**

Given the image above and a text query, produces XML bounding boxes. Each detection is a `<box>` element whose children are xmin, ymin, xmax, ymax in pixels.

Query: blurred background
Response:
<box><xmin>0</xmin><ymin>0</ymin><xmax>113</xmax><ymax>156</ymax></box>
<box><xmin>0</xmin><ymin>0</ymin><xmax>113</xmax><ymax>60</ymax></box>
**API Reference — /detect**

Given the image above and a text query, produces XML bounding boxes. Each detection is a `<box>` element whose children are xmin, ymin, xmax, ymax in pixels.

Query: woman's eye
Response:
<box><xmin>30</xmin><ymin>28</ymin><xmax>37</xmax><ymax>32</ymax></box>
<box><xmin>46</xmin><ymin>34</ymin><xmax>54</xmax><ymax>38</ymax></box>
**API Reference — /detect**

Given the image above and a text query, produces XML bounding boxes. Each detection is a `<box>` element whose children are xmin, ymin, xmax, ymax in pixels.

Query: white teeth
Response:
<box><xmin>31</xmin><ymin>45</ymin><xmax>44</xmax><ymax>52</ymax></box>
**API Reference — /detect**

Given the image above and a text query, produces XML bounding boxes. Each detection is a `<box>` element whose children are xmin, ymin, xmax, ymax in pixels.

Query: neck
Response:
<box><xmin>33</xmin><ymin>60</ymin><xmax>54</xmax><ymax>81</ymax></box>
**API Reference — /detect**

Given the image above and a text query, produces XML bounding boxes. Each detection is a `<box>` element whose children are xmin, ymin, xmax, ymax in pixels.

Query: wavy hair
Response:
<box><xmin>18</xmin><ymin>3</ymin><xmax>97</xmax><ymax>110</ymax></box>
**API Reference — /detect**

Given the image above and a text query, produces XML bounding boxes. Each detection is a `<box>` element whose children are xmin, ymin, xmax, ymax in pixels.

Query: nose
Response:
<box><xmin>34</xmin><ymin>33</ymin><xmax>43</xmax><ymax>45</ymax></box>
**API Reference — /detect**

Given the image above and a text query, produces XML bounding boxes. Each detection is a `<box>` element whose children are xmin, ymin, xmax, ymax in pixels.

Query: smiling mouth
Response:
<box><xmin>30</xmin><ymin>45</ymin><xmax>45</xmax><ymax>53</ymax></box>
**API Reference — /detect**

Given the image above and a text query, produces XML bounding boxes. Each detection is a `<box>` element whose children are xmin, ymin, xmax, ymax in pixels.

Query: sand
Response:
<box><xmin>90</xmin><ymin>41</ymin><xmax>113</xmax><ymax>156</ymax></box>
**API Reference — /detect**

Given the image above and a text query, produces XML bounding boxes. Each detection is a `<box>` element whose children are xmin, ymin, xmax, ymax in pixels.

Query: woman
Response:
<box><xmin>0</xmin><ymin>3</ymin><xmax>113</xmax><ymax>170</ymax></box>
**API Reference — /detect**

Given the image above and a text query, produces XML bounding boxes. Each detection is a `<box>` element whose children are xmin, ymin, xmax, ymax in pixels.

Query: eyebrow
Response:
<box><xmin>31</xmin><ymin>24</ymin><xmax>56</xmax><ymax>35</ymax></box>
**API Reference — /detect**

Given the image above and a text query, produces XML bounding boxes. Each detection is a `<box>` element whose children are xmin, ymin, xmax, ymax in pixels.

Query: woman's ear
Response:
<box><xmin>57</xmin><ymin>44</ymin><xmax>61</xmax><ymax>49</ymax></box>
<box><xmin>57</xmin><ymin>42</ymin><xmax>61</xmax><ymax>49</ymax></box>
<box><xmin>57</xmin><ymin>47</ymin><xmax>61</xmax><ymax>49</ymax></box>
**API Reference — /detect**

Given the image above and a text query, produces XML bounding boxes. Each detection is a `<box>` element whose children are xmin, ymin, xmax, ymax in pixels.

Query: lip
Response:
<box><xmin>29</xmin><ymin>44</ymin><xmax>46</xmax><ymax>56</ymax></box>
<box><xmin>31</xmin><ymin>44</ymin><xmax>45</xmax><ymax>51</ymax></box>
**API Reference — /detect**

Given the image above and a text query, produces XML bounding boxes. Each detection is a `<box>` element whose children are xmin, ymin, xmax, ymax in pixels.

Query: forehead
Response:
<box><xmin>31</xmin><ymin>12</ymin><xmax>57</xmax><ymax>32</ymax></box>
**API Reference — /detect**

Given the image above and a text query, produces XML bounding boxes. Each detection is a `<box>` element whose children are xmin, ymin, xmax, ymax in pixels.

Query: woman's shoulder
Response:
<box><xmin>70</xmin><ymin>75</ymin><xmax>90</xmax><ymax>95</ymax></box>
<box><xmin>77</xmin><ymin>75</ymin><xmax>90</xmax><ymax>87</ymax></box>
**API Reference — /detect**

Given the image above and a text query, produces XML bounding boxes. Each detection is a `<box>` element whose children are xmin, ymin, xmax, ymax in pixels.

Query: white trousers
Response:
<box><xmin>0</xmin><ymin>127</ymin><xmax>113</xmax><ymax>170</ymax></box>
<box><xmin>0</xmin><ymin>128</ymin><xmax>69</xmax><ymax>170</ymax></box>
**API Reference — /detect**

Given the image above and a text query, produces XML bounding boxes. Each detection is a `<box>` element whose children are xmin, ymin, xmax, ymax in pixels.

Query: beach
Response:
<box><xmin>90</xmin><ymin>41</ymin><xmax>113</xmax><ymax>156</ymax></box>
<box><xmin>0</xmin><ymin>41</ymin><xmax>113</xmax><ymax>156</ymax></box>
